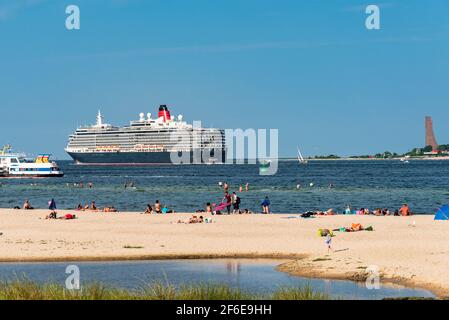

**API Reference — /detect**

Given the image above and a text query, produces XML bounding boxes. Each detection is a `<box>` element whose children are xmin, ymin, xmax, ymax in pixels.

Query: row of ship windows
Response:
<box><xmin>73</xmin><ymin>130</ymin><xmax>224</xmax><ymax>136</ymax></box>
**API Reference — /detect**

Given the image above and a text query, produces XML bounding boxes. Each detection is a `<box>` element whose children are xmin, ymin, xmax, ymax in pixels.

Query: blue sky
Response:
<box><xmin>0</xmin><ymin>0</ymin><xmax>448</xmax><ymax>159</ymax></box>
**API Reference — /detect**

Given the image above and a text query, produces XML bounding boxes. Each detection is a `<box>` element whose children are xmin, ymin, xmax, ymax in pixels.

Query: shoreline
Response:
<box><xmin>0</xmin><ymin>209</ymin><xmax>447</xmax><ymax>298</ymax></box>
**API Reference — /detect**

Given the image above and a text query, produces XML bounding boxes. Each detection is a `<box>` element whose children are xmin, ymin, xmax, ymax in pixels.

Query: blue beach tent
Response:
<box><xmin>435</xmin><ymin>205</ymin><xmax>449</xmax><ymax>220</ymax></box>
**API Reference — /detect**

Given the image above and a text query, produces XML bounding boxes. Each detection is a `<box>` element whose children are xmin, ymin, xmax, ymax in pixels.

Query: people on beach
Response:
<box><xmin>45</xmin><ymin>212</ymin><xmax>76</xmax><ymax>220</ymax></box>
<box><xmin>206</xmin><ymin>202</ymin><xmax>213</xmax><ymax>214</ymax></box>
<box><xmin>177</xmin><ymin>215</ymin><xmax>205</xmax><ymax>224</ymax></box>
<box><xmin>325</xmin><ymin>234</ymin><xmax>332</xmax><ymax>253</ymax></box>
<box><xmin>232</xmin><ymin>192</ymin><xmax>241</xmax><ymax>213</ymax></box>
<box><xmin>90</xmin><ymin>201</ymin><xmax>97</xmax><ymax>211</ymax></box>
<box><xmin>261</xmin><ymin>196</ymin><xmax>270</xmax><ymax>214</ymax></box>
<box><xmin>48</xmin><ymin>199</ymin><xmax>57</xmax><ymax>211</ymax></box>
<box><xmin>162</xmin><ymin>205</ymin><xmax>173</xmax><ymax>214</ymax></box>
<box><xmin>222</xmin><ymin>192</ymin><xmax>232</xmax><ymax>214</ymax></box>
<box><xmin>23</xmin><ymin>200</ymin><xmax>34</xmax><ymax>210</ymax></box>
<box><xmin>399</xmin><ymin>203</ymin><xmax>412</xmax><ymax>216</ymax></box>
<box><xmin>103</xmin><ymin>206</ymin><xmax>117</xmax><ymax>213</ymax></box>
<box><xmin>154</xmin><ymin>200</ymin><xmax>162</xmax><ymax>213</ymax></box>
<box><xmin>144</xmin><ymin>204</ymin><xmax>153</xmax><ymax>214</ymax></box>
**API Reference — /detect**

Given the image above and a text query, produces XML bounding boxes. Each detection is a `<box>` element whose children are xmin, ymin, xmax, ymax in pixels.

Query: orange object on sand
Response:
<box><xmin>351</xmin><ymin>223</ymin><xmax>362</xmax><ymax>231</ymax></box>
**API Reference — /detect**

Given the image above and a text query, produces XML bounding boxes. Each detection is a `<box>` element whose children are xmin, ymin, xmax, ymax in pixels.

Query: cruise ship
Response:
<box><xmin>65</xmin><ymin>105</ymin><xmax>226</xmax><ymax>165</ymax></box>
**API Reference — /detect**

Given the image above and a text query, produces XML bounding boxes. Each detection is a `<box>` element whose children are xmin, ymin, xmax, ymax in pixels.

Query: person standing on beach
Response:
<box><xmin>223</xmin><ymin>192</ymin><xmax>232</xmax><ymax>214</ymax></box>
<box><xmin>325</xmin><ymin>234</ymin><xmax>332</xmax><ymax>253</ymax></box>
<box><xmin>232</xmin><ymin>192</ymin><xmax>240</xmax><ymax>214</ymax></box>
<box><xmin>261</xmin><ymin>196</ymin><xmax>270</xmax><ymax>214</ymax></box>
<box><xmin>48</xmin><ymin>198</ymin><xmax>56</xmax><ymax>211</ymax></box>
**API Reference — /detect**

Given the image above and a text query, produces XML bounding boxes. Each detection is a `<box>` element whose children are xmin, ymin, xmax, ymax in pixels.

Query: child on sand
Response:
<box><xmin>325</xmin><ymin>234</ymin><xmax>332</xmax><ymax>253</ymax></box>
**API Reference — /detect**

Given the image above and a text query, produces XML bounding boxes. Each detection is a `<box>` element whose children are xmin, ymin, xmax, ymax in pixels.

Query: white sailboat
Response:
<box><xmin>297</xmin><ymin>146</ymin><xmax>308</xmax><ymax>164</ymax></box>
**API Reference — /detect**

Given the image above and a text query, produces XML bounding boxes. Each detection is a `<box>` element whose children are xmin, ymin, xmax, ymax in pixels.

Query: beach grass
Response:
<box><xmin>0</xmin><ymin>279</ymin><xmax>331</xmax><ymax>300</ymax></box>
<box><xmin>271</xmin><ymin>285</ymin><xmax>332</xmax><ymax>300</ymax></box>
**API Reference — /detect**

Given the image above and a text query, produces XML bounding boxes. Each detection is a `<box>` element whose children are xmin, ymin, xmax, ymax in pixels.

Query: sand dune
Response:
<box><xmin>0</xmin><ymin>209</ymin><xmax>447</xmax><ymax>297</ymax></box>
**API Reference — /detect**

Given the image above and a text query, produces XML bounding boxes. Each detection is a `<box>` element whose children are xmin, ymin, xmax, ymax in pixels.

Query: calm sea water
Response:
<box><xmin>0</xmin><ymin>259</ymin><xmax>434</xmax><ymax>300</ymax></box>
<box><xmin>1</xmin><ymin>160</ymin><xmax>449</xmax><ymax>213</ymax></box>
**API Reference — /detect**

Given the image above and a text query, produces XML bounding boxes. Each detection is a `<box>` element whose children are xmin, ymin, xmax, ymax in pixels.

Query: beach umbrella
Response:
<box><xmin>434</xmin><ymin>205</ymin><xmax>449</xmax><ymax>220</ymax></box>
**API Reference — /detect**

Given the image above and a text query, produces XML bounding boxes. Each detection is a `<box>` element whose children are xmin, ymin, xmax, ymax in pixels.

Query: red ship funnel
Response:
<box><xmin>158</xmin><ymin>105</ymin><xmax>171</xmax><ymax>122</ymax></box>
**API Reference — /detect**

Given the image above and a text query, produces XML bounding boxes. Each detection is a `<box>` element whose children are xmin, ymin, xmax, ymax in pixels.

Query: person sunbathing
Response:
<box><xmin>59</xmin><ymin>214</ymin><xmax>76</xmax><ymax>220</ymax></box>
<box><xmin>90</xmin><ymin>201</ymin><xmax>98</xmax><ymax>211</ymax></box>
<box><xmin>206</xmin><ymin>202</ymin><xmax>213</xmax><ymax>214</ymax></box>
<box><xmin>162</xmin><ymin>206</ymin><xmax>173</xmax><ymax>214</ymax></box>
<box><xmin>144</xmin><ymin>204</ymin><xmax>153</xmax><ymax>214</ymax></box>
<box><xmin>103</xmin><ymin>206</ymin><xmax>117</xmax><ymax>213</ymax></box>
<box><xmin>188</xmin><ymin>215</ymin><xmax>204</xmax><ymax>223</ymax></box>
<box><xmin>45</xmin><ymin>211</ymin><xmax>57</xmax><ymax>219</ymax></box>
<box><xmin>154</xmin><ymin>200</ymin><xmax>162</xmax><ymax>213</ymax></box>
<box><xmin>23</xmin><ymin>200</ymin><xmax>34</xmax><ymax>210</ymax></box>
<box><xmin>399</xmin><ymin>203</ymin><xmax>412</xmax><ymax>216</ymax></box>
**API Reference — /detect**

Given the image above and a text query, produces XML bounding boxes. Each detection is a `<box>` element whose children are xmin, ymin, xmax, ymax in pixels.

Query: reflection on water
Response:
<box><xmin>0</xmin><ymin>259</ymin><xmax>435</xmax><ymax>300</ymax></box>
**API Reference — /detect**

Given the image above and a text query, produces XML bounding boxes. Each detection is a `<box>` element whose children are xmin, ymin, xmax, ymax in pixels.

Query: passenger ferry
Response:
<box><xmin>0</xmin><ymin>145</ymin><xmax>64</xmax><ymax>178</ymax></box>
<box><xmin>65</xmin><ymin>105</ymin><xmax>226</xmax><ymax>165</ymax></box>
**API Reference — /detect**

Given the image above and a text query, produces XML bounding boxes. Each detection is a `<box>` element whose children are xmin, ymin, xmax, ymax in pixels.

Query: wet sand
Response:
<box><xmin>0</xmin><ymin>209</ymin><xmax>447</xmax><ymax>297</ymax></box>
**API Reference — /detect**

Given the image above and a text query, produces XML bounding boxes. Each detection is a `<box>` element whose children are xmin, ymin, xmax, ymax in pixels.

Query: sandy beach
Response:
<box><xmin>0</xmin><ymin>209</ymin><xmax>448</xmax><ymax>297</ymax></box>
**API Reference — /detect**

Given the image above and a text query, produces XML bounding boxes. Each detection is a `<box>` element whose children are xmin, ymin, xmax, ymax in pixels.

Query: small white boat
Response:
<box><xmin>0</xmin><ymin>145</ymin><xmax>64</xmax><ymax>178</ymax></box>
<box><xmin>297</xmin><ymin>146</ymin><xmax>308</xmax><ymax>164</ymax></box>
